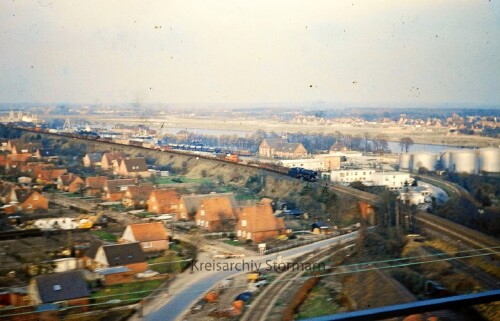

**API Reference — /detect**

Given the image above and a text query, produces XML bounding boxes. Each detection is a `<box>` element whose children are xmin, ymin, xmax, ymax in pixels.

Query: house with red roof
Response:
<box><xmin>121</xmin><ymin>222</ymin><xmax>169</xmax><ymax>252</ymax></box>
<box><xmin>147</xmin><ymin>189</ymin><xmax>180</xmax><ymax>214</ymax></box>
<box><xmin>100</xmin><ymin>152</ymin><xmax>123</xmax><ymax>170</ymax></box>
<box><xmin>194</xmin><ymin>197</ymin><xmax>238</xmax><ymax>232</ymax></box>
<box><xmin>57</xmin><ymin>173</ymin><xmax>85</xmax><ymax>193</ymax></box>
<box><xmin>122</xmin><ymin>184</ymin><xmax>155</xmax><ymax>208</ymax></box>
<box><xmin>236</xmin><ymin>203</ymin><xmax>286</xmax><ymax>243</ymax></box>
<box><xmin>102</xmin><ymin>179</ymin><xmax>135</xmax><ymax>201</ymax></box>
<box><xmin>84</xmin><ymin>176</ymin><xmax>108</xmax><ymax>197</ymax></box>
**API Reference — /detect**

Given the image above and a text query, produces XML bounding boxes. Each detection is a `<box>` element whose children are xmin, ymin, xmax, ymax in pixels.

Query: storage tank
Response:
<box><xmin>478</xmin><ymin>147</ymin><xmax>500</xmax><ymax>173</ymax></box>
<box><xmin>399</xmin><ymin>153</ymin><xmax>411</xmax><ymax>170</ymax></box>
<box><xmin>450</xmin><ymin>150</ymin><xmax>477</xmax><ymax>174</ymax></box>
<box><xmin>411</xmin><ymin>152</ymin><xmax>438</xmax><ymax>172</ymax></box>
<box><xmin>440</xmin><ymin>151</ymin><xmax>452</xmax><ymax>170</ymax></box>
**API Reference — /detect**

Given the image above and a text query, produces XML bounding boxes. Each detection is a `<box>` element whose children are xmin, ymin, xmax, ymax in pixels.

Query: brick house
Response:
<box><xmin>236</xmin><ymin>203</ymin><xmax>286</xmax><ymax>243</ymax></box>
<box><xmin>177</xmin><ymin>192</ymin><xmax>238</xmax><ymax>221</ymax></box>
<box><xmin>57</xmin><ymin>174</ymin><xmax>85</xmax><ymax>193</ymax></box>
<box><xmin>14</xmin><ymin>189</ymin><xmax>48</xmax><ymax>211</ymax></box>
<box><xmin>115</xmin><ymin>158</ymin><xmax>151</xmax><ymax>178</ymax></box>
<box><xmin>194</xmin><ymin>197</ymin><xmax>237</xmax><ymax>232</ymax></box>
<box><xmin>82</xmin><ymin>152</ymin><xmax>102</xmax><ymax>167</ymax></box>
<box><xmin>122</xmin><ymin>184</ymin><xmax>154</xmax><ymax>208</ymax></box>
<box><xmin>84</xmin><ymin>176</ymin><xmax>108</xmax><ymax>197</ymax></box>
<box><xmin>100</xmin><ymin>152</ymin><xmax>123</xmax><ymax>170</ymax></box>
<box><xmin>258</xmin><ymin>139</ymin><xmax>308</xmax><ymax>158</ymax></box>
<box><xmin>37</xmin><ymin>168</ymin><xmax>68</xmax><ymax>185</ymax></box>
<box><xmin>28</xmin><ymin>270</ymin><xmax>90</xmax><ymax>307</ymax></box>
<box><xmin>102</xmin><ymin>179</ymin><xmax>135</xmax><ymax>201</ymax></box>
<box><xmin>91</xmin><ymin>243</ymin><xmax>148</xmax><ymax>285</ymax></box>
<box><xmin>121</xmin><ymin>222</ymin><xmax>169</xmax><ymax>252</ymax></box>
<box><xmin>147</xmin><ymin>189</ymin><xmax>180</xmax><ymax>214</ymax></box>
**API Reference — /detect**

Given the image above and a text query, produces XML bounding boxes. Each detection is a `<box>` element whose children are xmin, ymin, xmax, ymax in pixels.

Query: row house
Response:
<box><xmin>121</xmin><ymin>222</ymin><xmax>169</xmax><ymax>252</ymax></box>
<box><xmin>102</xmin><ymin>179</ymin><xmax>136</xmax><ymax>201</ymax></box>
<box><xmin>57</xmin><ymin>173</ymin><xmax>85</xmax><ymax>193</ymax></box>
<box><xmin>122</xmin><ymin>184</ymin><xmax>155</xmax><ymax>208</ymax></box>
<box><xmin>147</xmin><ymin>189</ymin><xmax>180</xmax><ymax>214</ymax></box>
<box><xmin>194</xmin><ymin>197</ymin><xmax>238</xmax><ymax>232</ymax></box>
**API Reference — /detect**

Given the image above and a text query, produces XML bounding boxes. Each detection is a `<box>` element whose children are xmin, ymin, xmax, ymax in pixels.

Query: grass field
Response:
<box><xmin>92</xmin><ymin>279</ymin><xmax>164</xmax><ymax>304</ymax></box>
<box><xmin>294</xmin><ymin>286</ymin><xmax>340</xmax><ymax>319</ymax></box>
<box><xmin>90</xmin><ymin>230</ymin><xmax>118</xmax><ymax>242</ymax></box>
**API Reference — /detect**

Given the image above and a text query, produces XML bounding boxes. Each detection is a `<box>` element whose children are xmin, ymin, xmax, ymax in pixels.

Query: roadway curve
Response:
<box><xmin>142</xmin><ymin>232</ymin><xmax>358</xmax><ymax>321</ymax></box>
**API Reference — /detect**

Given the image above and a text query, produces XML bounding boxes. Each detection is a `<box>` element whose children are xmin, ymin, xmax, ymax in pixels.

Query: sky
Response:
<box><xmin>0</xmin><ymin>0</ymin><xmax>499</xmax><ymax>107</ymax></box>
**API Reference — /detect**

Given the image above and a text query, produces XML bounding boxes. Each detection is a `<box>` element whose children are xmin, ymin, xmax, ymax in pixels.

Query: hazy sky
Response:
<box><xmin>0</xmin><ymin>1</ymin><xmax>499</xmax><ymax>107</ymax></box>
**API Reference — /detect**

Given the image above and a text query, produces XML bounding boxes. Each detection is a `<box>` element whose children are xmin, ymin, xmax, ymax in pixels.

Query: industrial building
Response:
<box><xmin>279</xmin><ymin>155</ymin><xmax>341</xmax><ymax>171</ymax></box>
<box><xmin>399</xmin><ymin>147</ymin><xmax>500</xmax><ymax>174</ymax></box>
<box><xmin>323</xmin><ymin>169</ymin><xmax>376</xmax><ymax>183</ymax></box>
<box><xmin>371</xmin><ymin>172</ymin><xmax>412</xmax><ymax>190</ymax></box>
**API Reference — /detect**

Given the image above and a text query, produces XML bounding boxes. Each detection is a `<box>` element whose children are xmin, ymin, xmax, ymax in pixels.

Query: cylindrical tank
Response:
<box><xmin>411</xmin><ymin>152</ymin><xmax>438</xmax><ymax>171</ymax></box>
<box><xmin>440</xmin><ymin>151</ymin><xmax>452</xmax><ymax>170</ymax></box>
<box><xmin>450</xmin><ymin>150</ymin><xmax>477</xmax><ymax>174</ymax></box>
<box><xmin>399</xmin><ymin>153</ymin><xmax>411</xmax><ymax>170</ymax></box>
<box><xmin>478</xmin><ymin>147</ymin><xmax>500</xmax><ymax>173</ymax></box>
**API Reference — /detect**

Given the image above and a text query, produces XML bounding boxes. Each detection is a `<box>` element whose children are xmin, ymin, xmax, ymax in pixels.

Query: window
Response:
<box><xmin>53</xmin><ymin>285</ymin><xmax>61</xmax><ymax>291</ymax></box>
<box><xmin>237</xmin><ymin>230</ymin><xmax>241</xmax><ymax>236</ymax></box>
<box><xmin>247</xmin><ymin>232</ymin><xmax>252</xmax><ymax>240</ymax></box>
<box><xmin>33</xmin><ymin>195</ymin><xmax>39</xmax><ymax>200</ymax></box>
<box><xmin>242</xmin><ymin>220</ymin><xmax>247</xmax><ymax>227</ymax></box>
<box><xmin>201</xmin><ymin>209</ymin><xmax>205</xmax><ymax>216</ymax></box>
<box><xmin>143</xmin><ymin>242</ymin><xmax>152</xmax><ymax>249</ymax></box>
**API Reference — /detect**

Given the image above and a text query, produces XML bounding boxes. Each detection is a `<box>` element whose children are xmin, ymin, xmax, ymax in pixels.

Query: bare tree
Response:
<box><xmin>399</xmin><ymin>137</ymin><xmax>414</xmax><ymax>153</ymax></box>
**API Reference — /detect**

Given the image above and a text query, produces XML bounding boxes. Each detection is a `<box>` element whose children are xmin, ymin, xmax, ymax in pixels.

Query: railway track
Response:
<box><xmin>415</xmin><ymin>211</ymin><xmax>500</xmax><ymax>259</ymax></box>
<box><xmin>422</xmin><ymin>246</ymin><xmax>499</xmax><ymax>290</ymax></box>
<box><xmin>12</xmin><ymin>125</ymin><xmax>382</xmax><ymax>206</ymax></box>
<box><xmin>240</xmin><ymin>243</ymin><xmax>355</xmax><ymax>321</ymax></box>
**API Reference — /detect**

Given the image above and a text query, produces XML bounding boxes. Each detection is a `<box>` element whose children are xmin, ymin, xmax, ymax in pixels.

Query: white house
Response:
<box><xmin>372</xmin><ymin>171</ymin><xmax>413</xmax><ymax>190</ymax></box>
<box><xmin>323</xmin><ymin>169</ymin><xmax>376</xmax><ymax>183</ymax></box>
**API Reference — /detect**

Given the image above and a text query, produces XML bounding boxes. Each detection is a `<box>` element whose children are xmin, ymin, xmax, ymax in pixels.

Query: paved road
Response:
<box><xmin>142</xmin><ymin>231</ymin><xmax>358</xmax><ymax>321</ymax></box>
